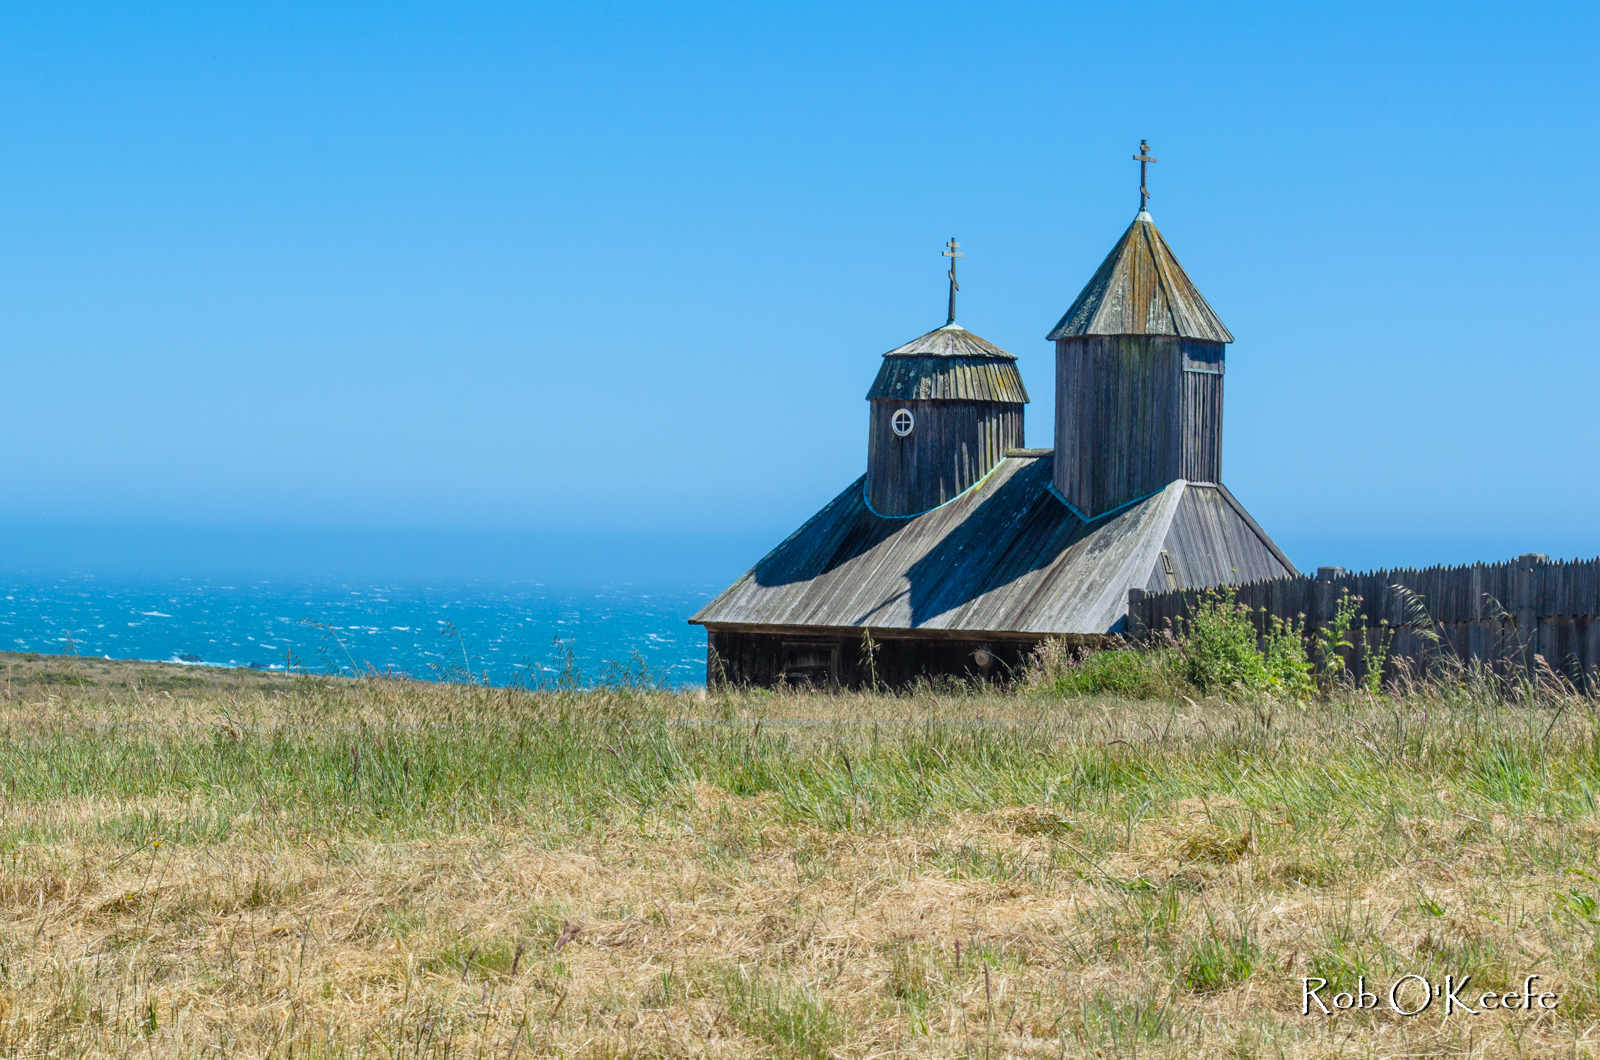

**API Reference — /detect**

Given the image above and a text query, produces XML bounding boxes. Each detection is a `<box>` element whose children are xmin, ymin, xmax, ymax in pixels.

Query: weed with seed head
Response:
<box><xmin>883</xmin><ymin>939</ymin><xmax>934</xmax><ymax>1027</ymax></box>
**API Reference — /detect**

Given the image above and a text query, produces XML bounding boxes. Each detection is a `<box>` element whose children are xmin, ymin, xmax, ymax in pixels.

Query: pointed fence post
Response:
<box><xmin>1313</xmin><ymin>567</ymin><xmax>1348</xmax><ymax>675</ymax></box>
<box><xmin>1312</xmin><ymin>568</ymin><xmax>1346</xmax><ymax>629</ymax></box>
<box><xmin>1127</xmin><ymin>588</ymin><xmax>1147</xmax><ymax>638</ymax></box>
<box><xmin>1514</xmin><ymin>553</ymin><xmax>1547</xmax><ymax>677</ymax></box>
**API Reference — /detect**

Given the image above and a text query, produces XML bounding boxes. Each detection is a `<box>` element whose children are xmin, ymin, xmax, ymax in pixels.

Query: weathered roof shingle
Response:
<box><xmin>867</xmin><ymin>323</ymin><xmax>1029</xmax><ymax>403</ymax></box>
<box><xmin>1047</xmin><ymin>212</ymin><xmax>1233</xmax><ymax>343</ymax></box>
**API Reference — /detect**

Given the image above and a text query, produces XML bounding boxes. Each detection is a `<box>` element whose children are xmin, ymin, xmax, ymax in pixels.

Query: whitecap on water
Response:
<box><xmin>0</xmin><ymin>575</ymin><xmax>709</xmax><ymax>686</ymax></box>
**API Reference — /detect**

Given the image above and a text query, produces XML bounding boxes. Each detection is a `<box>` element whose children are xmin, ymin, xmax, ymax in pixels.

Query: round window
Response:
<box><xmin>891</xmin><ymin>408</ymin><xmax>915</xmax><ymax>436</ymax></box>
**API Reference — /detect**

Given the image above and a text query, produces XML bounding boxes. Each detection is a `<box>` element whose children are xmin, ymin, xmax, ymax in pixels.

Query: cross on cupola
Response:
<box><xmin>942</xmin><ymin>237</ymin><xmax>963</xmax><ymax>325</ymax></box>
<box><xmin>1134</xmin><ymin>140</ymin><xmax>1157</xmax><ymax>212</ymax></box>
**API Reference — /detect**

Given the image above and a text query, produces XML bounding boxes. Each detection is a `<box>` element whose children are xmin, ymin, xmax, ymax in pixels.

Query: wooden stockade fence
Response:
<box><xmin>1126</xmin><ymin>553</ymin><xmax>1600</xmax><ymax>687</ymax></box>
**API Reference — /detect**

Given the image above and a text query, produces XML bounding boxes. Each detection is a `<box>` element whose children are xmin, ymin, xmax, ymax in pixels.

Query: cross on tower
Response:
<box><xmin>1134</xmin><ymin>140</ymin><xmax>1157</xmax><ymax>213</ymax></box>
<box><xmin>942</xmin><ymin>237</ymin><xmax>963</xmax><ymax>325</ymax></box>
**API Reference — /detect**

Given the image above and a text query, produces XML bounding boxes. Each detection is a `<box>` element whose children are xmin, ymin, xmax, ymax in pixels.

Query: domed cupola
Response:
<box><xmin>865</xmin><ymin>240</ymin><xmax>1028</xmax><ymax>517</ymax></box>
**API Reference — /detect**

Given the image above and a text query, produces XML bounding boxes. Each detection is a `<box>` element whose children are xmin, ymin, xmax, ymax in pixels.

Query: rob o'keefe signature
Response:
<box><xmin>1302</xmin><ymin>975</ymin><xmax>1558</xmax><ymax>1016</ymax></box>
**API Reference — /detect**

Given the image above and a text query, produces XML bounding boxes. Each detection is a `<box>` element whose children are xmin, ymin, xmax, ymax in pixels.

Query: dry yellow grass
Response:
<box><xmin>0</xmin><ymin>653</ymin><xmax>1597</xmax><ymax>1057</ymax></box>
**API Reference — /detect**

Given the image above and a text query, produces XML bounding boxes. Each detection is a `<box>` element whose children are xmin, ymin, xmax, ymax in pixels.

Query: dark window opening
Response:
<box><xmin>781</xmin><ymin>641</ymin><xmax>839</xmax><ymax>687</ymax></box>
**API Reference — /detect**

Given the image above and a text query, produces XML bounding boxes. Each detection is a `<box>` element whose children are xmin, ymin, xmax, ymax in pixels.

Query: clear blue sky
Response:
<box><xmin>1</xmin><ymin>1</ymin><xmax>1596</xmax><ymax>583</ymax></box>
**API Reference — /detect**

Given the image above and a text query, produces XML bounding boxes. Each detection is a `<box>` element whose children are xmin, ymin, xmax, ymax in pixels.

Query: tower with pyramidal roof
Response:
<box><xmin>1049</xmin><ymin>207</ymin><xmax>1232</xmax><ymax>519</ymax></box>
<box><xmin>692</xmin><ymin>145</ymin><xmax>1295</xmax><ymax>687</ymax></box>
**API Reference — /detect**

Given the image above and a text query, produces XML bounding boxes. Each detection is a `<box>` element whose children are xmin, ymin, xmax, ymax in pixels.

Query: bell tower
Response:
<box><xmin>1047</xmin><ymin>144</ymin><xmax>1233</xmax><ymax>519</ymax></box>
<box><xmin>865</xmin><ymin>240</ymin><xmax>1029</xmax><ymax>517</ymax></box>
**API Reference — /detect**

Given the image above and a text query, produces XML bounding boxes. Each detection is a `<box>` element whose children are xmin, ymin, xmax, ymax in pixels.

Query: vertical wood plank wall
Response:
<box><xmin>1054</xmin><ymin>335</ymin><xmax>1181</xmax><ymax>516</ymax></box>
<box><xmin>1128</xmin><ymin>554</ymin><xmax>1600</xmax><ymax>686</ymax></box>
<box><xmin>1179</xmin><ymin>341</ymin><xmax>1224</xmax><ymax>483</ymax></box>
<box><xmin>866</xmin><ymin>400</ymin><xmax>1023</xmax><ymax>516</ymax></box>
<box><xmin>706</xmin><ymin>628</ymin><xmax>1044</xmax><ymax>689</ymax></box>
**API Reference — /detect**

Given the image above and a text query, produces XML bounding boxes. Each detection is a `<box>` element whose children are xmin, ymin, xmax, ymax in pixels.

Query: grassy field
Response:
<box><xmin>0</xmin><ymin>652</ymin><xmax>1598</xmax><ymax>1057</ymax></box>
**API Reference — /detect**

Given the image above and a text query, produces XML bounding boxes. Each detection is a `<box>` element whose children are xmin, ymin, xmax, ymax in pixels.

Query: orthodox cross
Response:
<box><xmin>943</xmin><ymin>237</ymin><xmax>963</xmax><ymax>325</ymax></box>
<box><xmin>1134</xmin><ymin>140</ymin><xmax>1157</xmax><ymax>212</ymax></box>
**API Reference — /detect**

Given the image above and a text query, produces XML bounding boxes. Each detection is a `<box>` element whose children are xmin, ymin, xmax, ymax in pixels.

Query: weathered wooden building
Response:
<box><xmin>692</xmin><ymin>197</ymin><xmax>1296</xmax><ymax>687</ymax></box>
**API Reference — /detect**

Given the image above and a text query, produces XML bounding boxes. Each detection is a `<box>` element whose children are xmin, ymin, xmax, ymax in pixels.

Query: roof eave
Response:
<box><xmin>1047</xmin><ymin>326</ymin><xmax>1234</xmax><ymax>343</ymax></box>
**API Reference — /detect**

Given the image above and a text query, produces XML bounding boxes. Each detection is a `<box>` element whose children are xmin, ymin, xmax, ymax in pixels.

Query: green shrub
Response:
<box><xmin>1264</xmin><ymin>615</ymin><xmax>1315</xmax><ymax>697</ymax></box>
<box><xmin>1028</xmin><ymin>593</ymin><xmax>1314</xmax><ymax>701</ymax></box>
<box><xmin>1028</xmin><ymin>640</ymin><xmax>1178</xmax><ymax>699</ymax></box>
<box><xmin>1180</xmin><ymin>589</ymin><xmax>1311</xmax><ymax>698</ymax></box>
<box><xmin>1179</xmin><ymin>590</ymin><xmax>1268</xmax><ymax>694</ymax></box>
<box><xmin>1055</xmin><ymin>649</ymin><xmax>1178</xmax><ymax>698</ymax></box>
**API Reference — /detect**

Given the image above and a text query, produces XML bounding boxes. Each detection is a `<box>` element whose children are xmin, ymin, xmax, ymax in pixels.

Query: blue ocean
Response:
<box><xmin>0</xmin><ymin>575</ymin><xmax>715</xmax><ymax>687</ymax></box>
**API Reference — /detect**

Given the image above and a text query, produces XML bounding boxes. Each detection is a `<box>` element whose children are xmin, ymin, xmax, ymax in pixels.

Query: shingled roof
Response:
<box><xmin>883</xmin><ymin>322</ymin><xmax>1017</xmax><ymax>359</ymax></box>
<box><xmin>1047</xmin><ymin>212</ymin><xmax>1234</xmax><ymax>343</ymax></box>
<box><xmin>867</xmin><ymin>323</ymin><xmax>1029</xmax><ymax>403</ymax></box>
<box><xmin>690</xmin><ymin>453</ymin><xmax>1294</xmax><ymax>637</ymax></box>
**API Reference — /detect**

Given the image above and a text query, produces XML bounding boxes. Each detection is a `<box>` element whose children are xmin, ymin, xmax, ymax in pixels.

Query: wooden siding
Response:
<box><xmin>1128</xmin><ymin>554</ymin><xmax>1600</xmax><ymax>686</ymax></box>
<box><xmin>866</xmin><ymin>400</ymin><xmax>1022</xmax><ymax>517</ymax></box>
<box><xmin>1054</xmin><ymin>335</ymin><xmax>1182</xmax><ymax>517</ymax></box>
<box><xmin>693</xmin><ymin>456</ymin><xmax>1293</xmax><ymax>638</ymax></box>
<box><xmin>1179</xmin><ymin>365</ymin><xmax>1223</xmax><ymax>483</ymax></box>
<box><xmin>1046</xmin><ymin>212</ymin><xmax>1233</xmax><ymax>343</ymax></box>
<box><xmin>867</xmin><ymin>356</ymin><xmax>1029</xmax><ymax>403</ymax></box>
<box><xmin>707</xmin><ymin>628</ymin><xmax>1049</xmax><ymax>689</ymax></box>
